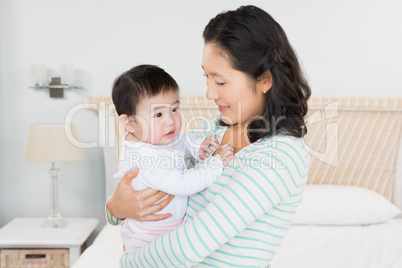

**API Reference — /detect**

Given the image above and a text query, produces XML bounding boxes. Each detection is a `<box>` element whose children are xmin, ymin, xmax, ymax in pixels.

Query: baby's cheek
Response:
<box><xmin>175</xmin><ymin>115</ymin><xmax>182</xmax><ymax>130</ymax></box>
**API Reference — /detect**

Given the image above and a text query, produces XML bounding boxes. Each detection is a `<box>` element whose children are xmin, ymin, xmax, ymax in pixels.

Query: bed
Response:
<box><xmin>73</xmin><ymin>96</ymin><xmax>402</xmax><ymax>268</ymax></box>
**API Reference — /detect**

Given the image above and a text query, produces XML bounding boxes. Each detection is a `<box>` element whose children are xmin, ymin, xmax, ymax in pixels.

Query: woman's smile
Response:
<box><xmin>217</xmin><ymin>104</ymin><xmax>229</xmax><ymax>112</ymax></box>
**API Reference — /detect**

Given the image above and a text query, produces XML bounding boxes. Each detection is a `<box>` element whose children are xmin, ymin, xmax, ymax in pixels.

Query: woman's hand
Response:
<box><xmin>107</xmin><ymin>168</ymin><xmax>174</xmax><ymax>221</ymax></box>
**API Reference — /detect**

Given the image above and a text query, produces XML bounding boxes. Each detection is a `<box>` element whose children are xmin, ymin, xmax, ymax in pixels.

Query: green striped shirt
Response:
<box><xmin>120</xmin><ymin>116</ymin><xmax>310</xmax><ymax>267</ymax></box>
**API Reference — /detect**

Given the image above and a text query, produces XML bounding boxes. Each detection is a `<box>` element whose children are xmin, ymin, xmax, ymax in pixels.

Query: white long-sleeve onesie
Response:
<box><xmin>114</xmin><ymin>132</ymin><xmax>223</xmax><ymax>251</ymax></box>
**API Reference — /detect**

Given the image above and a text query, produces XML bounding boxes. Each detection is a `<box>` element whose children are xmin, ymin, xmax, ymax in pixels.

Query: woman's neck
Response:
<box><xmin>213</xmin><ymin>124</ymin><xmax>250</xmax><ymax>156</ymax></box>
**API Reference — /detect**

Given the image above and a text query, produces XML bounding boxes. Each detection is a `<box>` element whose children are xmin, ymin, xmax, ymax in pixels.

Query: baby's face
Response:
<box><xmin>132</xmin><ymin>91</ymin><xmax>182</xmax><ymax>145</ymax></box>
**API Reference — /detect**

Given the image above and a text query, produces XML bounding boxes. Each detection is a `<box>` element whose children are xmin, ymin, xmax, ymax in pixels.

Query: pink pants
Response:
<box><xmin>121</xmin><ymin>218</ymin><xmax>185</xmax><ymax>252</ymax></box>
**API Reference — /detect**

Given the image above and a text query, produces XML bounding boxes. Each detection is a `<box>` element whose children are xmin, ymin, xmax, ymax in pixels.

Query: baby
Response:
<box><xmin>111</xmin><ymin>64</ymin><xmax>234</xmax><ymax>252</ymax></box>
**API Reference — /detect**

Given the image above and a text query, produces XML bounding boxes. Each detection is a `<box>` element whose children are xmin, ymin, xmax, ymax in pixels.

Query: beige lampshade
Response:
<box><xmin>26</xmin><ymin>124</ymin><xmax>84</xmax><ymax>162</ymax></box>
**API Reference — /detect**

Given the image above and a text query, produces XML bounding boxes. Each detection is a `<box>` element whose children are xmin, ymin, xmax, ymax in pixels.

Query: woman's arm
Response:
<box><xmin>106</xmin><ymin>168</ymin><xmax>174</xmax><ymax>223</ymax></box>
<box><xmin>120</xmin><ymin>139</ymin><xmax>308</xmax><ymax>267</ymax></box>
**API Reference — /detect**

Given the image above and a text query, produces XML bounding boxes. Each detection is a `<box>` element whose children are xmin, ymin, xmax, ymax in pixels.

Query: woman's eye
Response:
<box><xmin>216</xmin><ymin>82</ymin><xmax>225</xmax><ymax>86</ymax></box>
<box><xmin>203</xmin><ymin>74</ymin><xmax>208</xmax><ymax>78</ymax></box>
<box><xmin>154</xmin><ymin>113</ymin><xmax>162</xmax><ymax>118</ymax></box>
<box><xmin>172</xmin><ymin>107</ymin><xmax>178</xmax><ymax>112</ymax></box>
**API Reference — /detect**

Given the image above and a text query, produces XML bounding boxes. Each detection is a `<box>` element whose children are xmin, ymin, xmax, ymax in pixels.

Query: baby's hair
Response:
<box><xmin>112</xmin><ymin>64</ymin><xmax>179</xmax><ymax>117</ymax></box>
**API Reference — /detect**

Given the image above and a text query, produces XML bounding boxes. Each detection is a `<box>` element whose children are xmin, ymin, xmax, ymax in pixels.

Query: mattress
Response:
<box><xmin>73</xmin><ymin>224</ymin><xmax>123</xmax><ymax>268</ymax></box>
<box><xmin>73</xmin><ymin>219</ymin><xmax>402</xmax><ymax>268</ymax></box>
<box><xmin>271</xmin><ymin>219</ymin><xmax>402</xmax><ymax>268</ymax></box>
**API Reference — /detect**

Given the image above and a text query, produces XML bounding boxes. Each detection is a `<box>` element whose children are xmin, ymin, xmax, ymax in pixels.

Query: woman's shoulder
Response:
<box><xmin>244</xmin><ymin>133</ymin><xmax>310</xmax><ymax>166</ymax></box>
<box><xmin>189</xmin><ymin>115</ymin><xmax>225</xmax><ymax>138</ymax></box>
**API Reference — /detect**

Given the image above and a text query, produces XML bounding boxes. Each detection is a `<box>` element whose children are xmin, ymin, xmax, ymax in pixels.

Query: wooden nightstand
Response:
<box><xmin>0</xmin><ymin>218</ymin><xmax>99</xmax><ymax>267</ymax></box>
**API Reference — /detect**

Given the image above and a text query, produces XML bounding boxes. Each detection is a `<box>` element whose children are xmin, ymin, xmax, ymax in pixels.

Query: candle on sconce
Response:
<box><xmin>29</xmin><ymin>64</ymin><xmax>82</xmax><ymax>98</ymax></box>
<box><xmin>61</xmin><ymin>65</ymin><xmax>75</xmax><ymax>85</ymax></box>
<box><xmin>32</xmin><ymin>65</ymin><xmax>47</xmax><ymax>86</ymax></box>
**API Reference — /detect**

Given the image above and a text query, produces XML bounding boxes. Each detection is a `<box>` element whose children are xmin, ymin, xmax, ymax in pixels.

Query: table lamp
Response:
<box><xmin>26</xmin><ymin>124</ymin><xmax>84</xmax><ymax>228</ymax></box>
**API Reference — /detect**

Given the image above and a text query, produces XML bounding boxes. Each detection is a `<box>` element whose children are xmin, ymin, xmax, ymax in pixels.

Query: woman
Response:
<box><xmin>107</xmin><ymin>5</ymin><xmax>311</xmax><ymax>267</ymax></box>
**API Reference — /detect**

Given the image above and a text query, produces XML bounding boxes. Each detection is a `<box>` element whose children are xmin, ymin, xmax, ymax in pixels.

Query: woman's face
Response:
<box><xmin>202</xmin><ymin>43</ymin><xmax>267</xmax><ymax>126</ymax></box>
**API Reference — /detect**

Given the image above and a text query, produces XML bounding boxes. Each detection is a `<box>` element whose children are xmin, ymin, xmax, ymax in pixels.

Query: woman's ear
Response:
<box><xmin>258</xmin><ymin>70</ymin><xmax>273</xmax><ymax>94</ymax></box>
<box><xmin>119</xmin><ymin>114</ymin><xmax>135</xmax><ymax>133</ymax></box>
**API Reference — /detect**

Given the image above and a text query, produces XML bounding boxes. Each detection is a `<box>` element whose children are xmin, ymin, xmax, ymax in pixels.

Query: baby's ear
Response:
<box><xmin>119</xmin><ymin>114</ymin><xmax>135</xmax><ymax>133</ymax></box>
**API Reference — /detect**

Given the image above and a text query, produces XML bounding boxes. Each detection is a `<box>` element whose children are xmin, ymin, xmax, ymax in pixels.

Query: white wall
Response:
<box><xmin>0</xmin><ymin>0</ymin><xmax>401</xmax><ymax>231</ymax></box>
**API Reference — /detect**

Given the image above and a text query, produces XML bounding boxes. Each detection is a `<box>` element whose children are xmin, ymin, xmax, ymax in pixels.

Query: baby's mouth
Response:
<box><xmin>165</xmin><ymin>130</ymin><xmax>175</xmax><ymax>136</ymax></box>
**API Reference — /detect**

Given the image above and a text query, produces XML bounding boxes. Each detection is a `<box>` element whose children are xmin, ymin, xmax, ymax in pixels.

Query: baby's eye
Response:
<box><xmin>154</xmin><ymin>113</ymin><xmax>162</xmax><ymax>118</ymax></box>
<box><xmin>172</xmin><ymin>106</ymin><xmax>179</xmax><ymax>112</ymax></box>
<box><xmin>203</xmin><ymin>74</ymin><xmax>208</xmax><ymax>78</ymax></box>
<box><xmin>216</xmin><ymin>82</ymin><xmax>225</xmax><ymax>86</ymax></box>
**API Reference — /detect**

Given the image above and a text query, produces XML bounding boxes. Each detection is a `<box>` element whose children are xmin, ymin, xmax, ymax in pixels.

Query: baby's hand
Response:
<box><xmin>199</xmin><ymin>134</ymin><xmax>219</xmax><ymax>160</ymax></box>
<box><xmin>219</xmin><ymin>144</ymin><xmax>235</xmax><ymax>169</ymax></box>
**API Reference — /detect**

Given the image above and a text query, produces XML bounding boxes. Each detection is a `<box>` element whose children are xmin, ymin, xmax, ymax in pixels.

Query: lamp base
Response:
<box><xmin>42</xmin><ymin>164</ymin><xmax>66</xmax><ymax>228</ymax></box>
<box><xmin>42</xmin><ymin>214</ymin><xmax>66</xmax><ymax>228</ymax></box>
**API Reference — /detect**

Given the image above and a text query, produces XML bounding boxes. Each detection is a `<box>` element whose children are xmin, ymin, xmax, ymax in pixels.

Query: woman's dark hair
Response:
<box><xmin>203</xmin><ymin>5</ymin><xmax>311</xmax><ymax>142</ymax></box>
<box><xmin>112</xmin><ymin>64</ymin><xmax>179</xmax><ymax>117</ymax></box>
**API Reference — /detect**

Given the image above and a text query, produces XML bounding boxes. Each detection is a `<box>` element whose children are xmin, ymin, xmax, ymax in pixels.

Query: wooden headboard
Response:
<box><xmin>85</xmin><ymin>96</ymin><xmax>402</xmax><ymax>208</ymax></box>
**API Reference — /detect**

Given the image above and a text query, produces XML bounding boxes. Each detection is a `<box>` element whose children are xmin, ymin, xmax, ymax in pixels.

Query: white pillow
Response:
<box><xmin>293</xmin><ymin>185</ymin><xmax>401</xmax><ymax>225</ymax></box>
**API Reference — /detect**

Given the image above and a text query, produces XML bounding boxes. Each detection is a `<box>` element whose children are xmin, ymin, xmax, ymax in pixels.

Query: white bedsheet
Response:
<box><xmin>272</xmin><ymin>219</ymin><xmax>402</xmax><ymax>268</ymax></box>
<box><xmin>73</xmin><ymin>219</ymin><xmax>402</xmax><ymax>268</ymax></box>
<box><xmin>73</xmin><ymin>224</ymin><xmax>123</xmax><ymax>268</ymax></box>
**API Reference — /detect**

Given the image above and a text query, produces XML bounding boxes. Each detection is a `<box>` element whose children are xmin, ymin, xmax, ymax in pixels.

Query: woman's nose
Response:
<box><xmin>206</xmin><ymin>84</ymin><xmax>219</xmax><ymax>100</ymax></box>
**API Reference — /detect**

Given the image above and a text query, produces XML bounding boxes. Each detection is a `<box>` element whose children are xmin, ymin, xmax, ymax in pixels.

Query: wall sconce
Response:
<box><xmin>30</xmin><ymin>65</ymin><xmax>83</xmax><ymax>98</ymax></box>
